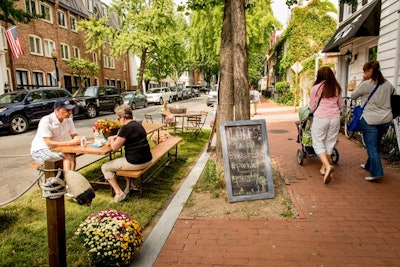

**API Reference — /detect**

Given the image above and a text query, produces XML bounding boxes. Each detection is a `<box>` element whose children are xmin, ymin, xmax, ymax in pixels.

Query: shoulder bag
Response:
<box><xmin>347</xmin><ymin>83</ymin><xmax>380</xmax><ymax>131</ymax></box>
<box><xmin>391</xmin><ymin>93</ymin><xmax>400</xmax><ymax>119</ymax></box>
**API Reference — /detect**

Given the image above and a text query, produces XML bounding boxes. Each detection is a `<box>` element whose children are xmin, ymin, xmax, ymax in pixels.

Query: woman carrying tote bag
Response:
<box><xmin>350</xmin><ymin>61</ymin><xmax>395</xmax><ymax>182</ymax></box>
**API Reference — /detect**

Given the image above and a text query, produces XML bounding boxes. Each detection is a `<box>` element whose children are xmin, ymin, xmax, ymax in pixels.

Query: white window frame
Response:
<box><xmin>25</xmin><ymin>0</ymin><xmax>38</xmax><ymax>15</ymax></box>
<box><xmin>29</xmin><ymin>35</ymin><xmax>43</xmax><ymax>55</ymax></box>
<box><xmin>60</xmin><ymin>43</ymin><xmax>70</xmax><ymax>60</ymax></box>
<box><xmin>32</xmin><ymin>71</ymin><xmax>44</xmax><ymax>86</ymax></box>
<box><xmin>86</xmin><ymin>0</ymin><xmax>94</xmax><ymax>13</ymax></box>
<box><xmin>43</xmin><ymin>39</ymin><xmax>55</xmax><ymax>57</ymax></box>
<box><xmin>57</xmin><ymin>10</ymin><xmax>67</xmax><ymax>28</ymax></box>
<box><xmin>40</xmin><ymin>2</ymin><xmax>53</xmax><ymax>23</ymax></box>
<box><xmin>70</xmin><ymin>15</ymin><xmax>77</xmax><ymax>32</ymax></box>
<box><xmin>109</xmin><ymin>56</ymin><xmax>115</xmax><ymax>69</ymax></box>
<box><xmin>103</xmin><ymin>55</ymin><xmax>109</xmax><ymax>68</ymax></box>
<box><xmin>72</xmin><ymin>46</ymin><xmax>80</xmax><ymax>58</ymax></box>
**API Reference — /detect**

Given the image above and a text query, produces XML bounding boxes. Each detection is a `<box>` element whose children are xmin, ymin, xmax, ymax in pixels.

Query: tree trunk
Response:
<box><xmin>137</xmin><ymin>48</ymin><xmax>147</xmax><ymax>93</ymax></box>
<box><xmin>216</xmin><ymin>0</ymin><xmax>235</xmax><ymax>163</ymax></box>
<box><xmin>216</xmin><ymin>0</ymin><xmax>249</xmax><ymax>164</ymax></box>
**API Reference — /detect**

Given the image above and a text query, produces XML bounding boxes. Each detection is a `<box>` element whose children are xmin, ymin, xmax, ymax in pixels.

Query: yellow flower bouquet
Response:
<box><xmin>75</xmin><ymin>209</ymin><xmax>143</xmax><ymax>266</ymax></box>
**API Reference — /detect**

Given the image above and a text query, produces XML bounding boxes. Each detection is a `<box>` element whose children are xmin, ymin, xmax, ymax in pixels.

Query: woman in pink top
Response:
<box><xmin>309</xmin><ymin>67</ymin><xmax>343</xmax><ymax>184</ymax></box>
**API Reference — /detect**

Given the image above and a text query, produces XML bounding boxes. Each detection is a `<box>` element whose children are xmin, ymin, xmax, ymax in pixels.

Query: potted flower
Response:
<box><xmin>93</xmin><ymin>118</ymin><xmax>122</xmax><ymax>138</ymax></box>
<box><xmin>75</xmin><ymin>209</ymin><xmax>143</xmax><ymax>266</ymax></box>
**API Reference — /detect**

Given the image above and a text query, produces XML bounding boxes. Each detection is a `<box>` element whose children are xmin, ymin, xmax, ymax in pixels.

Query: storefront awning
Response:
<box><xmin>322</xmin><ymin>0</ymin><xmax>381</xmax><ymax>53</ymax></box>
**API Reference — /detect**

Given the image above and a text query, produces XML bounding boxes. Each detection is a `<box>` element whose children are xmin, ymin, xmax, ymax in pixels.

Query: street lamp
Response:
<box><xmin>51</xmin><ymin>50</ymin><xmax>59</xmax><ymax>86</ymax></box>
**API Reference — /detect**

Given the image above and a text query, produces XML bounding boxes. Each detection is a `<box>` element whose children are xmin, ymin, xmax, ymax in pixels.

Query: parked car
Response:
<box><xmin>206</xmin><ymin>84</ymin><xmax>219</xmax><ymax>106</ymax></box>
<box><xmin>121</xmin><ymin>91</ymin><xmax>148</xmax><ymax>109</ymax></box>
<box><xmin>145</xmin><ymin>87</ymin><xmax>173</xmax><ymax>105</ymax></box>
<box><xmin>181</xmin><ymin>87</ymin><xmax>191</xmax><ymax>99</ymax></box>
<box><xmin>0</xmin><ymin>87</ymin><xmax>76</xmax><ymax>134</ymax></box>
<box><xmin>169</xmin><ymin>86</ymin><xmax>183</xmax><ymax>101</ymax></box>
<box><xmin>185</xmin><ymin>85</ymin><xmax>201</xmax><ymax>97</ymax></box>
<box><xmin>73</xmin><ymin>86</ymin><xmax>122</xmax><ymax>118</ymax></box>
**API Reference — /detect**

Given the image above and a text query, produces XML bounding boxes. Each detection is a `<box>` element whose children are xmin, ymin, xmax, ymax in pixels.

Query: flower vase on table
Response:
<box><xmin>93</xmin><ymin>119</ymin><xmax>121</xmax><ymax>139</ymax></box>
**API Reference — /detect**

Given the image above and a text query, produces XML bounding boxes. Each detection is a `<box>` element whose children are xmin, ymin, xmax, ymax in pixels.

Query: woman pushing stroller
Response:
<box><xmin>310</xmin><ymin>67</ymin><xmax>343</xmax><ymax>184</ymax></box>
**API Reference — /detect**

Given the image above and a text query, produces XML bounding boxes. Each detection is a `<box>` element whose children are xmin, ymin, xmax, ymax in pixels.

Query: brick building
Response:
<box><xmin>0</xmin><ymin>0</ymin><xmax>130</xmax><ymax>94</ymax></box>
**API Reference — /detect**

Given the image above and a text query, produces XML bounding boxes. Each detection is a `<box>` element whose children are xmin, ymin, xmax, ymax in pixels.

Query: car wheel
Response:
<box><xmin>10</xmin><ymin>114</ymin><xmax>28</xmax><ymax>134</ymax></box>
<box><xmin>159</xmin><ymin>98</ymin><xmax>164</xmax><ymax>105</ymax></box>
<box><xmin>144</xmin><ymin>101</ymin><xmax>148</xmax><ymax>107</ymax></box>
<box><xmin>131</xmin><ymin>102</ymin><xmax>136</xmax><ymax>110</ymax></box>
<box><xmin>86</xmin><ymin>105</ymin><xmax>98</xmax><ymax>118</ymax></box>
<box><xmin>169</xmin><ymin>97</ymin><xmax>173</xmax><ymax>103</ymax></box>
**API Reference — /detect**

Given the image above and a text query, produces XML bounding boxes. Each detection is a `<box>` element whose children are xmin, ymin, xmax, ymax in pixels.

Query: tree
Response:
<box><xmin>78</xmin><ymin>16</ymin><xmax>115</xmax><ymax>84</ymax></box>
<box><xmin>0</xmin><ymin>0</ymin><xmax>41</xmax><ymax>25</ymax></box>
<box><xmin>65</xmin><ymin>57</ymin><xmax>99</xmax><ymax>91</ymax></box>
<box><xmin>110</xmin><ymin>0</ymin><xmax>176</xmax><ymax>92</ymax></box>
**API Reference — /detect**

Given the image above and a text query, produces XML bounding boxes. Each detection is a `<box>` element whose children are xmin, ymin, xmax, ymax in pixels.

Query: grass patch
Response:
<box><xmin>193</xmin><ymin>160</ymin><xmax>224</xmax><ymax>198</ymax></box>
<box><xmin>0</xmin><ymin>131</ymin><xmax>209</xmax><ymax>266</ymax></box>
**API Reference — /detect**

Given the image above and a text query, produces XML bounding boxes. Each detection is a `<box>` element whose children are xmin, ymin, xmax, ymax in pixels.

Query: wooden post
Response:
<box><xmin>44</xmin><ymin>158</ymin><xmax>67</xmax><ymax>267</ymax></box>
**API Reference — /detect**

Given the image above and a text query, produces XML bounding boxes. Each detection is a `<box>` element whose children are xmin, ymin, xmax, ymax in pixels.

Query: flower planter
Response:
<box><xmin>169</xmin><ymin>107</ymin><xmax>187</xmax><ymax>114</ymax></box>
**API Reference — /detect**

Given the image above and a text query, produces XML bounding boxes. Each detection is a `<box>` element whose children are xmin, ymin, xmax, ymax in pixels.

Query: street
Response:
<box><xmin>0</xmin><ymin>95</ymin><xmax>214</xmax><ymax>205</ymax></box>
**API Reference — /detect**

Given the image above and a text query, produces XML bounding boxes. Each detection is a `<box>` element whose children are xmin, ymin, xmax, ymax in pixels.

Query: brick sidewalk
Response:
<box><xmin>154</xmin><ymin>100</ymin><xmax>400</xmax><ymax>266</ymax></box>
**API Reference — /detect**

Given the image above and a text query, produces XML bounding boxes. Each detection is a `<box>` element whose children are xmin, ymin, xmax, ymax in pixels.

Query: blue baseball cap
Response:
<box><xmin>54</xmin><ymin>99</ymin><xmax>75</xmax><ymax>110</ymax></box>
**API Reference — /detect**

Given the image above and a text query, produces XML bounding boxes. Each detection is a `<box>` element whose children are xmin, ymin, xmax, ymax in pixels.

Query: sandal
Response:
<box><xmin>324</xmin><ymin>165</ymin><xmax>334</xmax><ymax>184</ymax></box>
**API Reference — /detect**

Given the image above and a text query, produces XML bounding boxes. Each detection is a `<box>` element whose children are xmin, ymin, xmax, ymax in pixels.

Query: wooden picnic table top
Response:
<box><xmin>51</xmin><ymin>123</ymin><xmax>164</xmax><ymax>155</ymax></box>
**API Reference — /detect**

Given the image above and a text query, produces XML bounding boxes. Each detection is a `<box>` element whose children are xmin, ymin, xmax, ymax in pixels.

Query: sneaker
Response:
<box><xmin>113</xmin><ymin>192</ymin><xmax>126</xmax><ymax>203</ymax></box>
<box><xmin>365</xmin><ymin>176</ymin><xmax>383</xmax><ymax>182</ymax></box>
<box><xmin>123</xmin><ymin>185</ymin><xmax>139</xmax><ymax>195</ymax></box>
<box><xmin>360</xmin><ymin>164</ymin><xmax>369</xmax><ymax>172</ymax></box>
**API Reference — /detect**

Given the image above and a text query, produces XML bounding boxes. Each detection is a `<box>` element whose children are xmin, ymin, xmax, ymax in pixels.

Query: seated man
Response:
<box><xmin>30</xmin><ymin>99</ymin><xmax>80</xmax><ymax>171</ymax></box>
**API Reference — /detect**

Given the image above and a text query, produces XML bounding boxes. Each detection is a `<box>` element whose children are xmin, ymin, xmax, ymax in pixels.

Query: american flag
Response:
<box><xmin>5</xmin><ymin>26</ymin><xmax>24</xmax><ymax>59</ymax></box>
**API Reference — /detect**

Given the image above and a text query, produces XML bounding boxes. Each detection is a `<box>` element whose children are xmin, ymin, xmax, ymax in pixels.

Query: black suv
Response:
<box><xmin>73</xmin><ymin>86</ymin><xmax>122</xmax><ymax>118</ymax></box>
<box><xmin>0</xmin><ymin>87</ymin><xmax>75</xmax><ymax>134</ymax></box>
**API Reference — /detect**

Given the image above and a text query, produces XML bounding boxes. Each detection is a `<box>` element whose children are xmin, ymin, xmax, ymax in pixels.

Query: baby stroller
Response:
<box><xmin>295</xmin><ymin>107</ymin><xmax>339</xmax><ymax>165</ymax></box>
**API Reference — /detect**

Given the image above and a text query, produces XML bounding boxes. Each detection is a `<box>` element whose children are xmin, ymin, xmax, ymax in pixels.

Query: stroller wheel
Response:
<box><xmin>297</xmin><ymin>149</ymin><xmax>304</xmax><ymax>165</ymax></box>
<box><xmin>331</xmin><ymin>147</ymin><xmax>339</xmax><ymax>164</ymax></box>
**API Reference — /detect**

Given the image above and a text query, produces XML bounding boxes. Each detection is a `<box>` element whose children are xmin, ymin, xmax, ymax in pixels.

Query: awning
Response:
<box><xmin>322</xmin><ymin>0</ymin><xmax>381</xmax><ymax>53</ymax></box>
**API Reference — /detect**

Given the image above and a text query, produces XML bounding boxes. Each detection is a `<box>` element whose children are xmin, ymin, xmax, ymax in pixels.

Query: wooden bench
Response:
<box><xmin>116</xmin><ymin>136</ymin><xmax>183</xmax><ymax>196</ymax></box>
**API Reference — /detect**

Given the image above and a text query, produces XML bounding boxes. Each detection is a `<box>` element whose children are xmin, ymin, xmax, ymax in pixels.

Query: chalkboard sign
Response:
<box><xmin>220</xmin><ymin>120</ymin><xmax>274</xmax><ymax>202</ymax></box>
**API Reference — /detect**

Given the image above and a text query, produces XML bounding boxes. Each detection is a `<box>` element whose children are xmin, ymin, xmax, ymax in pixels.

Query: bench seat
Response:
<box><xmin>116</xmin><ymin>136</ymin><xmax>182</xmax><ymax>196</ymax></box>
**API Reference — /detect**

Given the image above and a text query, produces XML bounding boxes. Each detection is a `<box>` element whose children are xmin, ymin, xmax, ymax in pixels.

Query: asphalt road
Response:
<box><xmin>0</xmin><ymin>95</ymin><xmax>214</xmax><ymax>206</ymax></box>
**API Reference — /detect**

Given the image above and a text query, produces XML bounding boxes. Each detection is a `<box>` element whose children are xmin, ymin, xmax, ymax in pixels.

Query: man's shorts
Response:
<box><xmin>32</xmin><ymin>148</ymin><xmax>63</xmax><ymax>164</ymax></box>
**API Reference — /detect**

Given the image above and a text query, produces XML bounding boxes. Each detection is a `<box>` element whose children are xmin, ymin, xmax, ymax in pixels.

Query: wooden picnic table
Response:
<box><xmin>51</xmin><ymin>123</ymin><xmax>164</xmax><ymax>155</ymax></box>
<box><xmin>161</xmin><ymin>112</ymin><xmax>202</xmax><ymax>135</ymax></box>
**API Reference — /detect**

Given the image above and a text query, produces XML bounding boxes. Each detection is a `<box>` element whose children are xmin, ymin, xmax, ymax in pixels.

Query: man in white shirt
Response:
<box><xmin>31</xmin><ymin>99</ymin><xmax>80</xmax><ymax>170</ymax></box>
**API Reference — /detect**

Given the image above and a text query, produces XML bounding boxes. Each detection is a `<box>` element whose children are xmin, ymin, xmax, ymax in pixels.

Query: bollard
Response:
<box><xmin>44</xmin><ymin>158</ymin><xmax>67</xmax><ymax>267</ymax></box>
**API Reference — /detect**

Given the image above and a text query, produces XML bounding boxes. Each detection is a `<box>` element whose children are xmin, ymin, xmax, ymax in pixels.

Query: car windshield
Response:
<box><xmin>122</xmin><ymin>93</ymin><xmax>134</xmax><ymax>99</ymax></box>
<box><xmin>0</xmin><ymin>92</ymin><xmax>27</xmax><ymax>104</ymax></box>
<box><xmin>73</xmin><ymin>87</ymin><xmax>97</xmax><ymax>97</ymax></box>
<box><xmin>148</xmin><ymin>88</ymin><xmax>160</xmax><ymax>94</ymax></box>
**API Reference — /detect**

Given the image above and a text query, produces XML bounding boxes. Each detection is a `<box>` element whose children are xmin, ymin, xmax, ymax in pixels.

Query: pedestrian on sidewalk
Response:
<box><xmin>350</xmin><ymin>60</ymin><xmax>395</xmax><ymax>182</ymax></box>
<box><xmin>250</xmin><ymin>85</ymin><xmax>260</xmax><ymax>116</ymax></box>
<box><xmin>309</xmin><ymin>67</ymin><xmax>342</xmax><ymax>184</ymax></box>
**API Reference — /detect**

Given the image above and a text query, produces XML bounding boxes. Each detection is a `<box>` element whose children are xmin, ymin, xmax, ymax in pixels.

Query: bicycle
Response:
<box><xmin>342</xmin><ymin>96</ymin><xmax>362</xmax><ymax>139</ymax></box>
<box><xmin>380</xmin><ymin>117</ymin><xmax>399</xmax><ymax>159</ymax></box>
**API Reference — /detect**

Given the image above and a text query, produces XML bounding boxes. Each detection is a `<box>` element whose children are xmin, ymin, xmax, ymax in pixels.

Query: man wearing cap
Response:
<box><xmin>31</xmin><ymin>99</ymin><xmax>80</xmax><ymax>171</ymax></box>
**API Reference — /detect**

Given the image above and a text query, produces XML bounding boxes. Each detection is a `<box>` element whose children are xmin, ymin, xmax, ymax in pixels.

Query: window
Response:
<box><xmin>368</xmin><ymin>46</ymin><xmax>378</xmax><ymax>61</ymax></box>
<box><xmin>72</xmin><ymin>47</ymin><xmax>80</xmax><ymax>58</ymax></box>
<box><xmin>57</xmin><ymin>10</ymin><xmax>67</xmax><ymax>28</ymax></box>
<box><xmin>29</xmin><ymin>35</ymin><xmax>42</xmax><ymax>55</ymax></box>
<box><xmin>60</xmin><ymin>44</ymin><xmax>70</xmax><ymax>60</ymax></box>
<box><xmin>25</xmin><ymin>0</ymin><xmax>38</xmax><ymax>14</ymax></box>
<box><xmin>362</xmin><ymin>0</ymin><xmax>368</xmax><ymax>5</ymax></box>
<box><xmin>117</xmin><ymin>80</ymin><xmax>122</xmax><ymax>89</ymax></box>
<box><xmin>110</xmin><ymin>80</ymin><xmax>116</xmax><ymax>86</ymax></box>
<box><xmin>30</xmin><ymin>91</ymin><xmax>44</xmax><ymax>102</ymax></box>
<box><xmin>16</xmin><ymin>70</ymin><xmax>29</xmax><ymax>89</ymax></box>
<box><xmin>103</xmin><ymin>55</ymin><xmax>109</xmax><ymax>68</ymax></box>
<box><xmin>123</xmin><ymin>59</ymin><xmax>126</xmax><ymax>71</ymax></box>
<box><xmin>93</xmin><ymin>52</ymin><xmax>97</xmax><ymax>63</ymax></box>
<box><xmin>94</xmin><ymin>77</ymin><xmax>98</xmax><ymax>86</ymax></box>
<box><xmin>43</xmin><ymin>39</ymin><xmax>55</xmax><ymax>57</ymax></box>
<box><xmin>70</xmin><ymin>16</ymin><xmax>77</xmax><ymax>31</ymax></box>
<box><xmin>47</xmin><ymin>73</ymin><xmax>57</xmax><ymax>86</ymax></box>
<box><xmin>86</xmin><ymin>0</ymin><xmax>94</xmax><ymax>12</ymax></box>
<box><xmin>32</xmin><ymin>72</ymin><xmax>44</xmax><ymax>86</ymax></box>
<box><xmin>109</xmin><ymin>57</ymin><xmax>115</xmax><ymax>69</ymax></box>
<box><xmin>105</xmin><ymin>79</ymin><xmax>109</xmax><ymax>85</ymax></box>
<box><xmin>42</xmin><ymin>90</ymin><xmax>59</xmax><ymax>100</ymax></box>
<box><xmin>40</xmin><ymin>2</ymin><xmax>52</xmax><ymax>23</ymax></box>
